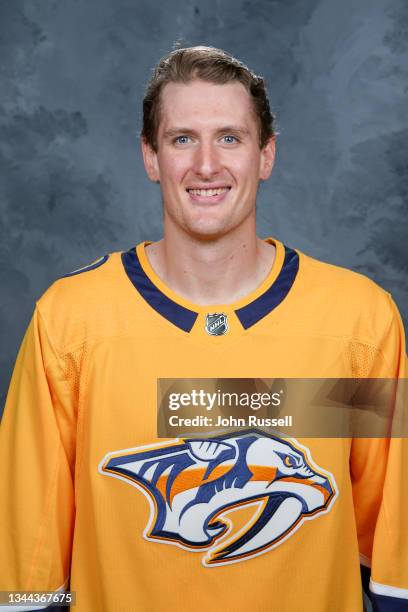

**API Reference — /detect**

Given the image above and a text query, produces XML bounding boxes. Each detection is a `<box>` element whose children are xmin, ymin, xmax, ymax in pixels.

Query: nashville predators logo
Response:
<box><xmin>99</xmin><ymin>429</ymin><xmax>337</xmax><ymax>566</ymax></box>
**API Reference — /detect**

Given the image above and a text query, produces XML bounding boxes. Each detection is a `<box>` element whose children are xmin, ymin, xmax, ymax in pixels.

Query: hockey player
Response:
<box><xmin>1</xmin><ymin>46</ymin><xmax>407</xmax><ymax>612</ymax></box>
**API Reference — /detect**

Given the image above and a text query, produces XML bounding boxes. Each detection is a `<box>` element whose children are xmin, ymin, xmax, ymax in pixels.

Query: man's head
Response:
<box><xmin>141</xmin><ymin>46</ymin><xmax>276</xmax><ymax>241</ymax></box>
<box><xmin>141</xmin><ymin>46</ymin><xmax>276</xmax><ymax>153</ymax></box>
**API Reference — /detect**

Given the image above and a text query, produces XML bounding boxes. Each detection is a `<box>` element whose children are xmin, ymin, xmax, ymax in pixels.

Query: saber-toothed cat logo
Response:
<box><xmin>99</xmin><ymin>429</ymin><xmax>337</xmax><ymax>567</ymax></box>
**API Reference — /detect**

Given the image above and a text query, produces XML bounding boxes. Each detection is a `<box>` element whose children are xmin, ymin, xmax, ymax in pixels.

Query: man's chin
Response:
<box><xmin>181</xmin><ymin>221</ymin><xmax>232</xmax><ymax>242</ymax></box>
<box><xmin>164</xmin><ymin>207</ymin><xmax>249</xmax><ymax>242</ymax></box>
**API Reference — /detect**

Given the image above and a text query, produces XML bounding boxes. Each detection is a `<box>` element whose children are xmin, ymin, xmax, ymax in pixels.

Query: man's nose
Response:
<box><xmin>192</xmin><ymin>142</ymin><xmax>222</xmax><ymax>177</ymax></box>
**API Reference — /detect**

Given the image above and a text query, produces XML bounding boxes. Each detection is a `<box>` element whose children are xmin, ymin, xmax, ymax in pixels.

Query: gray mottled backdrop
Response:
<box><xmin>1</xmin><ymin>0</ymin><xmax>407</xmax><ymax>408</ymax></box>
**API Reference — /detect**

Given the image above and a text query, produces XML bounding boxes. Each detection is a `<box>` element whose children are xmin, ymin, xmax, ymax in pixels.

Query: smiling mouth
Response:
<box><xmin>187</xmin><ymin>187</ymin><xmax>230</xmax><ymax>196</ymax></box>
<box><xmin>186</xmin><ymin>187</ymin><xmax>231</xmax><ymax>202</ymax></box>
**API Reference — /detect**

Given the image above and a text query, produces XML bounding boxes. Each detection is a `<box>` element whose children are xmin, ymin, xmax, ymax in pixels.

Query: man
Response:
<box><xmin>1</xmin><ymin>46</ymin><xmax>407</xmax><ymax>612</ymax></box>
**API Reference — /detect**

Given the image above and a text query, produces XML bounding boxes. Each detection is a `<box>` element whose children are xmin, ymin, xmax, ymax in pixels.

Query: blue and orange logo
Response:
<box><xmin>99</xmin><ymin>429</ymin><xmax>337</xmax><ymax>567</ymax></box>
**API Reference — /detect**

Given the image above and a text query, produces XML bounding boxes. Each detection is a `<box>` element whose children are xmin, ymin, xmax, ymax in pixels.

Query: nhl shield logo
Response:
<box><xmin>205</xmin><ymin>313</ymin><xmax>228</xmax><ymax>336</ymax></box>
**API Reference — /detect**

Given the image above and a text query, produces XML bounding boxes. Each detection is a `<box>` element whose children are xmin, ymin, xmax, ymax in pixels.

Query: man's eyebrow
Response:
<box><xmin>162</xmin><ymin>125</ymin><xmax>251</xmax><ymax>139</ymax></box>
<box><xmin>216</xmin><ymin>125</ymin><xmax>251</xmax><ymax>136</ymax></box>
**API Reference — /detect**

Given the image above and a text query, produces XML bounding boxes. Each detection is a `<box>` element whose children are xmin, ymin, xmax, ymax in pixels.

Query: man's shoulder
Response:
<box><xmin>298</xmin><ymin>248</ymin><xmax>391</xmax><ymax>303</ymax></box>
<box><xmin>38</xmin><ymin>250</ymin><xmax>122</xmax><ymax>306</ymax></box>
<box><xmin>35</xmin><ymin>250</ymin><xmax>130</xmax><ymax>354</ymax></box>
<box><xmin>294</xmin><ymin>247</ymin><xmax>397</xmax><ymax>344</ymax></box>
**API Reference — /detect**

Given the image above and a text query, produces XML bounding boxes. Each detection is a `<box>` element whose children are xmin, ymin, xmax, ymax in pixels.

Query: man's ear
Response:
<box><xmin>259</xmin><ymin>136</ymin><xmax>276</xmax><ymax>181</ymax></box>
<box><xmin>141</xmin><ymin>137</ymin><xmax>160</xmax><ymax>183</ymax></box>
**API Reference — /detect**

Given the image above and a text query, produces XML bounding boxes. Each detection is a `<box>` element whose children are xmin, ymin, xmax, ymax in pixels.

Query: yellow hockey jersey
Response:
<box><xmin>1</xmin><ymin>238</ymin><xmax>407</xmax><ymax>612</ymax></box>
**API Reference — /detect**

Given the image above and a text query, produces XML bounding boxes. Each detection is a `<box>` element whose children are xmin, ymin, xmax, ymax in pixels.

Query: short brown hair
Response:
<box><xmin>141</xmin><ymin>45</ymin><xmax>276</xmax><ymax>152</ymax></box>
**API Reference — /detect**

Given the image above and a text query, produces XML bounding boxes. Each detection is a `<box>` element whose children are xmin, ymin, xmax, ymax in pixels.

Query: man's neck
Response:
<box><xmin>145</xmin><ymin>223</ymin><xmax>276</xmax><ymax>306</ymax></box>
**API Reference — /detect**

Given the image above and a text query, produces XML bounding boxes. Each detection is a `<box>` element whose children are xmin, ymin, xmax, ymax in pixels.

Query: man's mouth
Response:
<box><xmin>186</xmin><ymin>187</ymin><xmax>231</xmax><ymax>202</ymax></box>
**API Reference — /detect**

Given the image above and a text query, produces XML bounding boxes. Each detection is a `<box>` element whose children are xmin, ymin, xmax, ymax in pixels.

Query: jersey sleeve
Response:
<box><xmin>350</xmin><ymin>294</ymin><xmax>408</xmax><ymax>611</ymax></box>
<box><xmin>0</xmin><ymin>307</ymin><xmax>75</xmax><ymax>611</ymax></box>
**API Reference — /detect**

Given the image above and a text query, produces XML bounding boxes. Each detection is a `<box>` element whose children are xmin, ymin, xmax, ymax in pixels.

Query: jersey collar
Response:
<box><xmin>122</xmin><ymin>239</ymin><xmax>299</xmax><ymax>333</ymax></box>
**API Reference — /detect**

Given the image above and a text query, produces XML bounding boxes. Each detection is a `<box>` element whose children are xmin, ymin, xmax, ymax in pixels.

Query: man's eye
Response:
<box><xmin>222</xmin><ymin>135</ymin><xmax>238</xmax><ymax>144</ymax></box>
<box><xmin>175</xmin><ymin>136</ymin><xmax>191</xmax><ymax>145</ymax></box>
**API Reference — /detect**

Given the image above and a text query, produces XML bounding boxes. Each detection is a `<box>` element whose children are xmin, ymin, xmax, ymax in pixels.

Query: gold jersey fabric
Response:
<box><xmin>1</xmin><ymin>238</ymin><xmax>407</xmax><ymax>612</ymax></box>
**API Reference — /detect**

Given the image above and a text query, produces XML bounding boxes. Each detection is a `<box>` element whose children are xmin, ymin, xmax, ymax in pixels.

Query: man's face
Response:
<box><xmin>142</xmin><ymin>79</ymin><xmax>275</xmax><ymax>240</ymax></box>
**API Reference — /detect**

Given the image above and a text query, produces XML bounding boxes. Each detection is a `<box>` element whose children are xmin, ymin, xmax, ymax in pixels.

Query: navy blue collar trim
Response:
<box><xmin>63</xmin><ymin>255</ymin><xmax>109</xmax><ymax>278</ymax></box>
<box><xmin>122</xmin><ymin>250</ymin><xmax>198</xmax><ymax>332</ymax></box>
<box><xmin>122</xmin><ymin>245</ymin><xmax>299</xmax><ymax>333</ymax></box>
<box><xmin>234</xmin><ymin>246</ymin><xmax>299</xmax><ymax>329</ymax></box>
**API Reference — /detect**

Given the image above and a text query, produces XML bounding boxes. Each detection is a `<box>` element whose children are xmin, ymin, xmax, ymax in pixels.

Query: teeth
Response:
<box><xmin>188</xmin><ymin>187</ymin><xmax>229</xmax><ymax>196</ymax></box>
